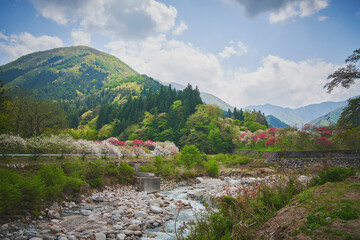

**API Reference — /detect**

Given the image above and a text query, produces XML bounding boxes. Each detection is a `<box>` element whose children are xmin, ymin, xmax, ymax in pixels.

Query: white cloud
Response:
<box><xmin>219</xmin><ymin>41</ymin><xmax>248</xmax><ymax>59</ymax></box>
<box><xmin>105</xmin><ymin>34</ymin><xmax>223</xmax><ymax>94</ymax></box>
<box><xmin>173</xmin><ymin>21</ymin><xmax>188</xmax><ymax>35</ymax></box>
<box><xmin>0</xmin><ymin>32</ymin><xmax>8</xmax><ymax>40</ymax></box>
<box><xmin>0</xmin><ymin>32</ymin><xmax>64</xmax><ymax>62</ymax></box>
<box><xmin>28</xmin><ymin>0</ymin><xmax>177</xmax><ymax>40</ymax></box>
<box><xmin>318</xmin><ymin>15</ymin><xmax>328</xmax><ymax>21</ymax></box>
<box><xmin>71</xmin><ymin>29</ymin><xmax>91</xmax><ymax>46</ymax></box>
<box><xmin>229</xmin><ymin>0</ymin><xmax>329</xmax><ymax>23</ymax></box>
<box><xmin>219</xmin><ymin>55</ymin><xmax>360</xmax><ymax>108</ymax></box>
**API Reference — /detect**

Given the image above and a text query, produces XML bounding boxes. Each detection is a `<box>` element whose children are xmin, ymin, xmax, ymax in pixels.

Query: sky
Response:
<box><xmin>0</xmin><ymin>0</ymin><xmax>359</xmax><ymax>109</ymax></box>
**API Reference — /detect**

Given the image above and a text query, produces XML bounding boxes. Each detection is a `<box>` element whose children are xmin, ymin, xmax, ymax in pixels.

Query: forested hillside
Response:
<box><xmin>0</xmin><ymin>46</ymin><xmax>270</xmax><ymax>154</ymax></box>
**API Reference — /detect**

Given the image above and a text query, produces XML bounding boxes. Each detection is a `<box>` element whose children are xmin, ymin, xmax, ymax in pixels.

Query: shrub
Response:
<box><xmin>0</xmin><ymin>169</ymin><xmax>22</xmax><ymax>216</ymax></box>
<box><xmin>139</xmin><ymin>164</ymin><xmax>157</xmax><ymax>173</ymax></box>
<box><xmin>311</xmin><ymin>167</ymin><xmax>355</xmax><ymax>186</ymax></box>
<box><xmin>84</xmin><ymin>159</ymin><xmax>105</xmax><ymax>188</ymax></box>
<box><xmin>205</xmin><ymin>160</ymin><xmax>219</xmax><ymax>177</ymax></box>
<box><xmin>179</xmin><ymin>145</ymin><xmax>201</xmax><ymax>168</ymax></box>
<box><xmin>155</xmin><ymin>156</ymin><xmax>163</xmax><ymax>172</ymax></box>
<box><xmin>37</xmin><ymin>164</ymin><xmax>67</xmax><ymax>198</ymax></box>
<box><xmin>117</xmin><ymin>163</ymin><xmax>135</xmax><ymax>184</ymax></box>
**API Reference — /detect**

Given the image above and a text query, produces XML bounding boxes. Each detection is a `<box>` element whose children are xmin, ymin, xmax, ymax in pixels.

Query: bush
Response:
<box><xmin>179</xmin><ymin>145</ymin><xmax>201</xmax><ymax>168</ymax></box>
<box><xmin>0</xmin><ymin>169</ymin><xmax>22</xmax><ymax>216</ymax></box>
<box><xmin>84</xmin><ymin>159</ymin><xmax>105</xmax><ymax>188</ymax></box>
<box><xmin>37</xmin><ymin>164</ymin><xmax>67</xmax><ymax>198</ymax></box>
<box><xmin>117</xmin><ymin>163</ymin><xmax>135</xmax><ymax>184</ymax></box>
<box><xmin>205</xmin><ymin>160</ymin><xmax>219</xmax><ymax>177</ymax></box>
<box><xmin>139</xmin><ymin>164</ymin><xmax>157</xmax><ymax>173</ymax></box>
<box><xmin>311</xmin><ymin>167</ymin><xmax>355</xmax><ymax>186</ymax></box>
<box><xmin>20</xmin><ymin>175</ymin><xmax>46</xmax><ymax>208</ymax></box>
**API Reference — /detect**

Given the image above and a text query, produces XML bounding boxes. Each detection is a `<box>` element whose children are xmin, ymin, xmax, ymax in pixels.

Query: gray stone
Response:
<box><xmin>95</xmin><ymin>232</ymin><xmax>106</xmax><ymax>240</ymax></box>
<box><xmin>1</xmin><ymin>224</ymin><xmax>9</xmax><ymax>231</ymax></box>
<box><xmin>15</xmin><ymin>236</ymin><xmax>28</xmax><ymax>240</ymax></box>
<box><xmin>134</xmin><ymin>211</ymin><xmax>147</xmax><ymax>219</ymax></box>
<box><xmin>150</xmin><ymin>198</ymin><xmax>164</xmax><ymax>207</ymax></box>
<box><xmin>134</xmin><ymin>231</ymin><xmax>142</xmax><ymax>236</ymax></box>
<box><xmin>123</xmin><ymin>230</ymin><xmax>135</xmax><ymax>236</ymax></box>
<box><xmin>111</xmin><ymin>214</ymin><xmax>120</xmax><ymax>221</ymax></box>
<box><xmin>116</xmin><ymin>233</ymin><xmax>126</xmax><ymax>240</ymax></box>
<box><xmin>195</xmin><ymin>177</ymin><xmax>203</xmax><ymax>184</ymax></box>
<box><xmin>50</xmin><ymin>202</ymin><xmax>61</xmax><ymax>212</ymax></box>
<box><xmin>47</xmin><ymin>210</ymin><xmax>60</xmax><ymax>219</ymax></box>
<box><xmin>107</xmin><ymin>233</ymin><xmax>116</xmax><ymax>238</ymax></box>
<box><xmin>113</xmin><ymin>225</ymin><xmax>122</xmax><ymax>230</ymax></box>
<box><xmin>150</xmin><ymin>206</ymin><xmax>163</xmax><ymax>214</ymax></box>
<box><xmin>58</xmin><ymin>237</ymin><xmax>68</xmax><ymax>240</ymax></box>
<box><xmin>127</xmin><ymin>224</ymin><xmax>140</xmax><ymax>231</ymax></box>
<box><xmin>131</xmin><ymin>220</ymin><xmax>142</xmax><ymax>225</ymax></box>
<box><xmin>91</xmin><ymin>195</ymin><xmax>104</xmax><ymax>202</ymax></box>
<box><xmin>29</xmin><ymin>238</ymin><xmax>43</xmax><ymax>240</ymax></box>
<box><xmin>80</xmin><ymin>209</ymin><xmax>92</xmax><ymax>216</ymax></box>
<box><xmin>68</xmin><ymin>236</ymin><xmax>77</xmax><ymax>240</ymax></box>
<box><xmin>140</xmin><ymin>195</ymin><xmax>150</xmax><ymax>200</ymax></box>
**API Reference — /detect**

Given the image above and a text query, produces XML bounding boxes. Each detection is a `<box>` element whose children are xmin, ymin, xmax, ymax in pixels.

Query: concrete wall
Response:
<box><xmin>135</xmin><ymin>177</ymin><xmax>161</xmax><ymax>193</ymax></box>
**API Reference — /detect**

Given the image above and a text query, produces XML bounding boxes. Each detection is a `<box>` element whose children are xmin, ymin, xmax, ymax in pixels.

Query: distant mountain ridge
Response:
<box><xmin>162</xmin><ymin>82</ymin><xmax>234</xmax><ymax>111</ymax></box>
<box><xmin>245</xmin><ymin>100</ymin><xmax>350</xmax><ymax>127</ymax></box>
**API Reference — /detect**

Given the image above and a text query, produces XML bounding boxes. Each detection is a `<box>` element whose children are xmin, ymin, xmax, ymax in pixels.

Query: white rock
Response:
<box><xmin>134</xmin><ymin>211</ymin><xmax>147</xmax><ymax>219</ymax></box>
<box><xmin>47</xmin><ymin>210</ymin><xmax>60</xmax><ymax>219</ymax></box>
<box><xmin>95</xmin><ymin>232</ymin><xmax>106</xmax><ymax>240</ymax></box>
<box><xmin>59</xmin><ymin>237</ymin><xmax>68</xmax><ymax>240</ymax></box>
<box><xmin>80</xmin><ymin>209</ymin><xmax>92</xmax><ymax>216</ymax></box>
<box><xmin>150</xmin><ymin>199</ymin><xmax>164</xmax><ymax>207</ymax></box>
<box><xmin>131</xmin><ymin>219</ymin><xmax>142</xmax><ymax>225</ymax></box>
<box><xmin>116</xmin><ymin>233</ymin><xmax>126</xmax><ymax>240</ymax></box>
<box><xmin>150</xmin><ymin>206</ymin><xmax>163</xmax><ymax>214</ymax></box>
<box><xmin>195</xmin><ymin>177</ymin><xmax>203</xmax><ymax>183</ymax></box>
<box><xmin>1</xmin><ymin>224</ymin><xmax>9</xmax><ymax>231</ymax></box>
<box><xmin>113</xmin><ymin>224</ymin><xmax>122</xmax><ymax>230</ymax></box>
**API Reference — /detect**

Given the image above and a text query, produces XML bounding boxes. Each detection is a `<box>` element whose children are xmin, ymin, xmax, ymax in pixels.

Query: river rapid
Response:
<box><xmin>0</xmin><ymin>176</ymin><xmax>277</xmax><ymax>240</ymax></box>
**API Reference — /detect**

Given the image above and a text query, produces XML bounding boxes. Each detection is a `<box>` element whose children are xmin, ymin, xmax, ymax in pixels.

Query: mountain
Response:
<box><xmin>310</xmin><ymin>106</ymin><xmax>345</xmax><ymax>126</ymax></box>
<box><xmin>162</xmin><ymin>82</ymin><xmax>234</xmax><ymax>111</ymax></box>
<box><xmin>266</xmin><ymin>115</ymin><xmax>290</xmax><ymax>128</ymax></box>
<box><xmin>0</xmin><ymin>46</ymin><xmax>150</xmax><ymax>101</ymax></box>
<box><xmin>245</xmin><ymin>100</ymin><xmax>349</xmax><ymax>127</ymax></box>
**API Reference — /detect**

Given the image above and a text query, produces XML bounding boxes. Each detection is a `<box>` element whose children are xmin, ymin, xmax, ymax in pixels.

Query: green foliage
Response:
<box><xmin>204</xmin><ymin>159</ymin><xmax>219</xmax><ymax>177</ymax></box>
<box><xmin>338</xmin><ymin>98</ymin><xmax>359</xmax><ymax>133</ymax></box>
<box><xmin>213</xmin><ymin>153</ymin><xmax>253</xmax><ymax>167</ymax></box>
<box><xmin>85</xmin><ymin>159</ymin><xmax>105</xmax><ymax>188</ymax></box>
<box><xmin>37</xmin><ymin>164</ymin><xmax>67</xmax><ymax>198</ymax></box>
<box><xmin>139</xmin><ymin>164</ymin><xmax>157</xmax><ymax>173</ymax></box>
<box><xmin>311</xmin><ymin>167</ymin><xmax>355</xmax><ymax>186</ymax></box>
<box><xmin>187</xmin><ymin>178</ymin><xmax>304</xmax><ymax>240</ymax></box>
<box><xmin>116</xmin><ymin>163</ymin><xmax>135</xmax><ymax>184</ymax></box>
<box><xmin>179</xmin><ymin>145</ymin><xmax>201</xmax><ymax>168</ymax></box>
<box><xmin>331</xmin><ymin>202</ymin><xmax>358</xmax><ymax>220</ymax></box>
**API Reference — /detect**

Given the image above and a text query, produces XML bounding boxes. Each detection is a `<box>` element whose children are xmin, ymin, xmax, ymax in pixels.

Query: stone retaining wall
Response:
<box><xmin>235</xmin><ymin>150</ymin><xmax>360</xmax><ymax>169</ymax></box>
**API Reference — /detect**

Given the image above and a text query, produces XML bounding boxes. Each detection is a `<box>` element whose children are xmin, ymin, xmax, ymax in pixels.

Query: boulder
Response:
<box><xmin>80</xmin><ymin>209</ymin><xmax>92</xmax><ymax>216</ymax></box>
<box><xmin>127</xmin><ymin>224</ymin><xmax>141</xmax><ymax>231</ymax></box>
<box><xmin>150</xmin><ymin>206</ymin><xmax>163</xmax><ymax>214</ymax></box>
<box><xmin>94</xmin><ymin>232</ymin><xmax>106</xmax><ymax>240</ymax></box>
<box><xmin>134</xmin><ymin>211</ymin><xmax>147</xmax><ymax>219</ymax></box>
<box><xmin>47</xmin><ymin>210</ymin><xmax>60</xmax><ymax>219</ymax></box>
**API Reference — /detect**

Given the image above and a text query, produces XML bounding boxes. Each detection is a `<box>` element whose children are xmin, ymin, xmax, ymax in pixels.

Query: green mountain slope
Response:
<box><xmin>310</xmin><ymin>106</ymin><xmax>345</xmax><ymax>126</ymax></box>
<box><xmin>1</xmin><ymin>46</ymin><xmax>140</xmax><ymax>100</ymax></box>
<box><xmin>266</xmin><ymin>115</ymin><xmax>290</xmax><ymax>128</ymax></box>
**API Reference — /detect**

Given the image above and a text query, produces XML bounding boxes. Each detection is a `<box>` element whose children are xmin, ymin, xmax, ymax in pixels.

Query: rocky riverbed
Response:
<box><xmin>0</xmin><ymin>175</ymin><xmax>311</xmax><ymax>240</ymax></box>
